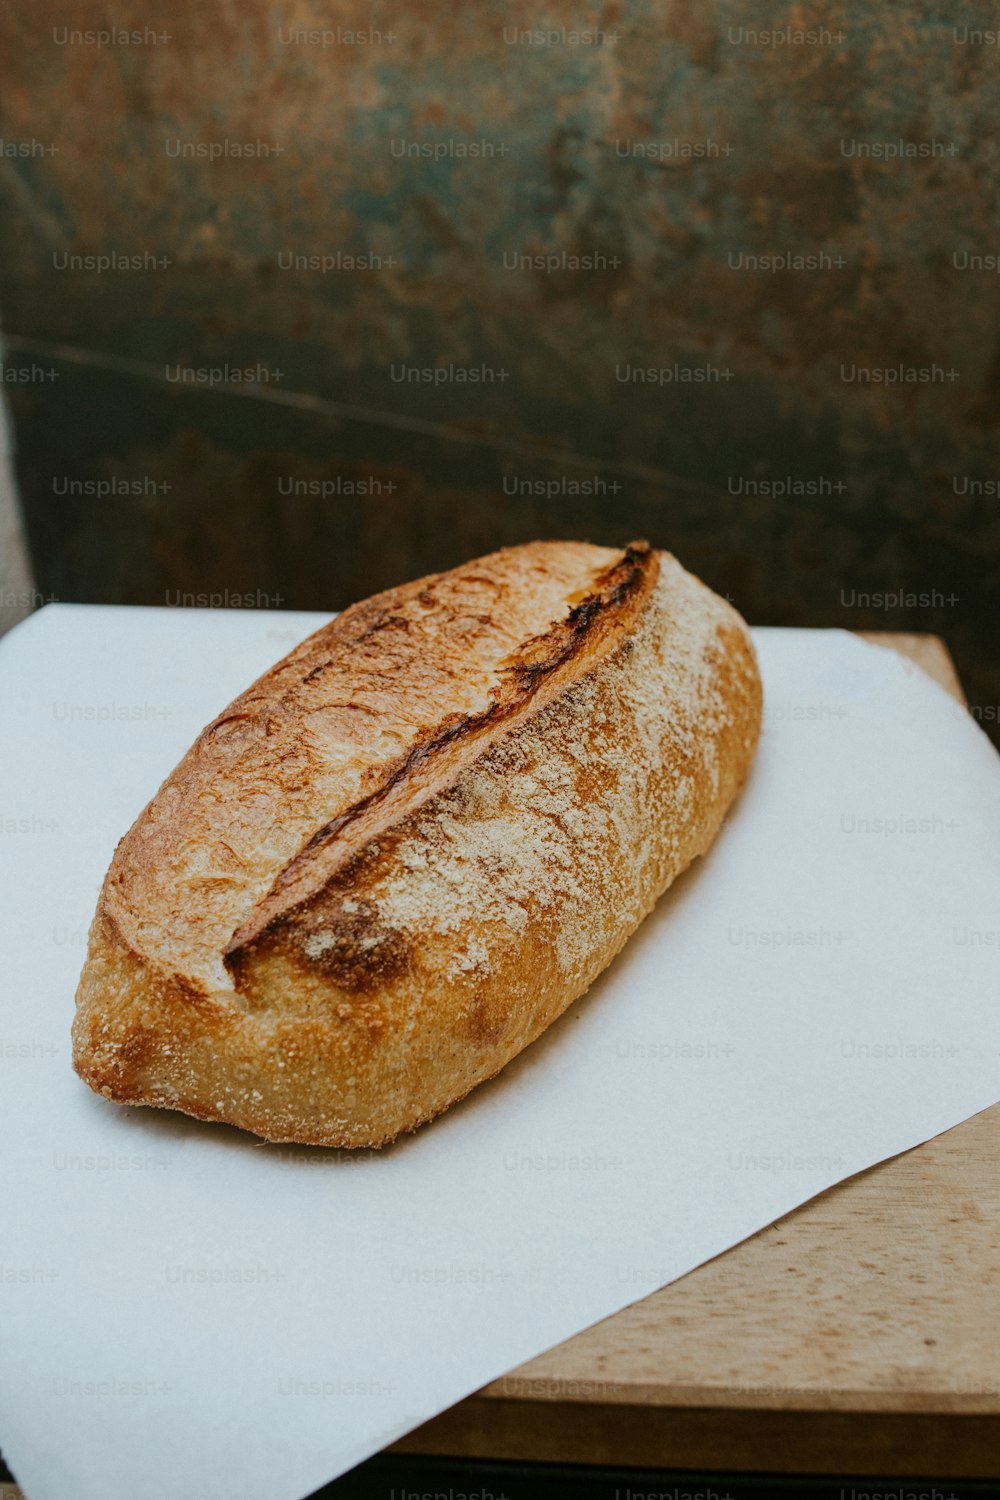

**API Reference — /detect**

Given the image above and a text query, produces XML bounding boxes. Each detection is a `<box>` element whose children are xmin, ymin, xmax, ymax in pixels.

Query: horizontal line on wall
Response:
<box><xmin>1</xmin><ymin>331</ymin><xmax>730</xmax><ymax>500</ymax></box>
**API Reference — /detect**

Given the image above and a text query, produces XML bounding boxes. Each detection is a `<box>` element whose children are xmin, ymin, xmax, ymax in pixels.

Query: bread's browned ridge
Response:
<box><xmin>225</xmin><ymin>541</ymin><xmax>655</xmax><ymax>970</ymax></box>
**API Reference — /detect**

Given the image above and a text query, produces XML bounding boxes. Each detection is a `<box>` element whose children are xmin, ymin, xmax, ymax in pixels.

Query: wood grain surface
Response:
<box><xmin>393</xmin><ymin>632</ymin><xmax>1000</xmax><ymax>1478</ymax></box>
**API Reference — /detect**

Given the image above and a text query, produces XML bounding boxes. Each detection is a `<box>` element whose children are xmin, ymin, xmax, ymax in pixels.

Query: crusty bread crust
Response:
<box><xmin>72</xmin><ymin>542</ymin><xmax>762</xmax><ymax>1147</ymax></box>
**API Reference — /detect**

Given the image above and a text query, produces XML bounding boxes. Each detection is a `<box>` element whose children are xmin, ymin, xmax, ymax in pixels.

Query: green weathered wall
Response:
<box><xmin>1</xmin><ymin>0</ymin><xmax>997</xmax><ymax>725</ymax></box>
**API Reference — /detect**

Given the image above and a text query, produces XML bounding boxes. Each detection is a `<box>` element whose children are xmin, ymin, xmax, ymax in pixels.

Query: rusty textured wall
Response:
<box><xmin>0</xmin><ymin>0</ymin><xmax>997</xmax><ymax>731</ymax></box>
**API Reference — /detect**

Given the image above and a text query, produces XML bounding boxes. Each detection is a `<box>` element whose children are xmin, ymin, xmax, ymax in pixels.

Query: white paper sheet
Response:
<box><xmin>1</xmin><ymin>605</ymin><xmax>999</xmax><ymax>1500</ymax></box>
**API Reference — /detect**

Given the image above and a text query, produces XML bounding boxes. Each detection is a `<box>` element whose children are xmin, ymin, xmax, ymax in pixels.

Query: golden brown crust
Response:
<box><xmin>72</xmin><ymin>541</ymin><xmax>762</xmax><ymax>1147</ymax></box>
<box><xmin>226</xmin><ymin>541</ymin><xmax>657</xmax><ymax>972</ymax></box>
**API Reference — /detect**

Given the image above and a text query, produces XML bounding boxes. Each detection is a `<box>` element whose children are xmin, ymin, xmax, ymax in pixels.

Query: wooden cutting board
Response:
<box><xmin>394</xmin><ymin>632</ymin><xmax>1000</xmax><ymax>1480</ymax></box>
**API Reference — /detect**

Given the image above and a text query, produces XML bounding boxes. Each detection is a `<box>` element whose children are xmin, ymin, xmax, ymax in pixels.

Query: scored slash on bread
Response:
<box><xmin>72</xmin><ymin>540</ymin><xmax>762</xmax><ymax>1147</ymax></box>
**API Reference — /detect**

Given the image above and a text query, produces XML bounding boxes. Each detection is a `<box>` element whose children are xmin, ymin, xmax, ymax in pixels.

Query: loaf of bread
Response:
<box><xmin>72</xmin><ymin>541</ymin><xmax>761</xmax><ymax>1147</ymax></box>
